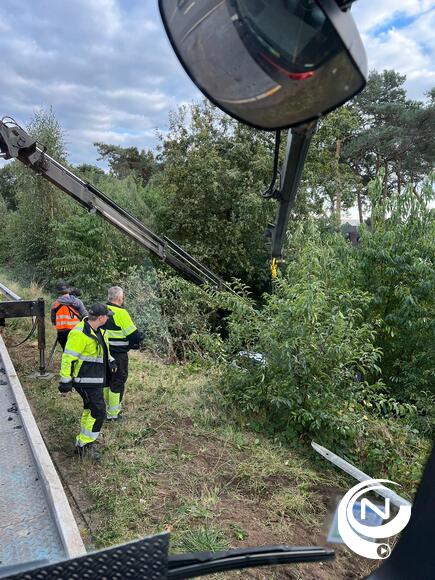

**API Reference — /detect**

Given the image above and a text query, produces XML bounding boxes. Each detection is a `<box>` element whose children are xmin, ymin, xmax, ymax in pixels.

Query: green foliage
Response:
<box><xmin>0</xmin><ymin>164</ymin><xmax>19</xmax><ymax>210</ymax></box>
<box><xmin>354</xmin><ymin>419</ymin><xmax>431</xmax><ymax>489</ymax></box>
<box><xmin>0</xmin><ymin>193</ymin><xmax>10</xmax><ymax>262</ymax></box>
<box><xmin>48</xmin><ymin>173</ymin><xmax>153</xmax><ymax>301</ymax></box>
<box><xmin>122</xmin><ymin>266</ymin><xmax>230</xmax><ymax>362</ymax></box>
<box><xmin>220</xmin><ymin>223</ymin><xmax>383</xmax><ymax>447</ymax></box>
<box><xmin>358</xmin><ymin>173</ymin><xmax>435</xmax><ymax>433</ymax></box>
<box><xmin>50</xmin><ymin>209</ymin><xmax>119</xmax><ymax>300</ymax></box>
<box><xmin>345</xmin><ymin>70</ymin><xmax>435</xmax><ymax>200</ymax></box>
<box><xmin>75</xmin><ymin>163</ymin><xmax>106</xmax><ymax>180</ymax></box>
<box><xmin>0</xmin><ymin>82</ymin><xmax>431</xmax><ymax>488</ymax></box>
<box><xmin>229</xmin><ymin>523</ymin><xmax>248</xmax><ymax>541</ymax></box>
<box><xmin>154</xmin><ymin>273</ymin><xmax>225</xmax><ymax>362</ymax></box>
<box><xmin>302</xmin><ymin>106</ymin><xmax>361</xmax><ymax>218</ymax></box>
<box><xmin>122</xmin><ymin>265</ymin><xmax>173</xmax><ymax>358</ymax></box>
<box><xmin>0</xmin><ymin>110</ymin><xmax>157</xmax><ymax>299</ymax></box>
<box><xmin>211</xmin><ymin>176</ymin><xmax>434</xmax><ymax>475</ymax></box>
<box><xmin>176</xmin><ymin>526</ymin><xmax>229</xmax><ymax>553</ymax></box>
<box><xmin>152</xmin><ymin>100</ymin><xmax>276</xmax><ymax>294</ymax></box>
<box><xmin>94</xmin><ymin>142</ymin><xmax>157</xmax><ymax>186</ymax></box>
<box><xmin>3</xmin><ymin>109</ymin><xmax>69</xmax><ymax>283</ymax></box>
<box><xmin>97</xmin><ymin>172</ymin><xmax>157</xmax><ymax>230</ymax></box>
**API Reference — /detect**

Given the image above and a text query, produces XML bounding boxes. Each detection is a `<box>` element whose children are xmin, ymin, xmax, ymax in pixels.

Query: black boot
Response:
<box><xmin>75</xmin><ymin>443</ymin><xmax>101</xmax><ymax>460</ymax></box>
<box><xmin>106</xmin><ymin>413</ymin><xmax>126</xmax><ymax>423</ymax></box>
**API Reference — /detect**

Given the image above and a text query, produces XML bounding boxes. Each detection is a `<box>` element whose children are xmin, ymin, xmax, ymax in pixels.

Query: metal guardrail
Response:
<box><xmin>311</xmin><ymin>441</ymin><xmax>412</xmax><ymax>508</ymax></box>
<box><xmin>0</xmin><ymin>281</ymin><xmax>21</xmax><ymax>301</ymax></box>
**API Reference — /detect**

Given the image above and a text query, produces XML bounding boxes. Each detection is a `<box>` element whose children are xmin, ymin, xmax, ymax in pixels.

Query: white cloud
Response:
<box><xmin>363</xmin><ymin>28</ymin><xmax>425</xmax><ymax>70</ymax></box>
<box><xmin>353</xmin><ymin>2</ymin><xmax>435</xmax><ymax>99</ymax></box>
<box><xmin>0</xmin><ymin>1</ymin><xmax>433</xmax><ymax>166</ymax></box>
<box><xmin>352</xmin><ymin>1</ymin><xmax>431</xmax><ymax>32</ymax></box>
<box><xmin>0</xmin><ymin>0</ymin><xmax>194</xmax><ymax>164</ymax></box>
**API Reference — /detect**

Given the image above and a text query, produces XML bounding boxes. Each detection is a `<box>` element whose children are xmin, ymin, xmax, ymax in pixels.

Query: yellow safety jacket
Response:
<box><xmin>60</xmin><ymin>319</ymin><xmax>113</xmax><ymax>388</ymax></box>
<box><xmin>104</xmin><ymin>303</ymin><xmax>140</xmax><ymax>353</ymax></box>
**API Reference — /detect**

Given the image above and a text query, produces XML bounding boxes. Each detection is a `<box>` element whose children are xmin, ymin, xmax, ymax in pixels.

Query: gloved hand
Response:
<box><xmin>109</xmin><ymin>360</ymin><xmax>118</xmax><ymax>373</ymax></box>
<box><xmin>58</xmin><ymin>381</ymin><xmax>73</xmax><ymax>394</ymax></box>
<box><xmin>129</xmin><ymin>331</ymin><xmax>144</xmax><ymax>350</ymax></box>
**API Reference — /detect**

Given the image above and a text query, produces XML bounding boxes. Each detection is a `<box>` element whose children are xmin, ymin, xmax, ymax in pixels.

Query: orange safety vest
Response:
<box><xmin>53</xmin><ymin>301</ymin><xmax>81</xmax><ymax>331</ymax></box>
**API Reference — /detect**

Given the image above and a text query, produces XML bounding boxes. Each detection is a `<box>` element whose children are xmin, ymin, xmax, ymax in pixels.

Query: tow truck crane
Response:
<box><xmin>1</xmin><ymin>1</ymin><xmax>433</xmax><ymax>579</ymax></box>
<box><xmin>0</xmin><ymin>118</ymin><xmax>226</xmax><ymax>291</ymax></box>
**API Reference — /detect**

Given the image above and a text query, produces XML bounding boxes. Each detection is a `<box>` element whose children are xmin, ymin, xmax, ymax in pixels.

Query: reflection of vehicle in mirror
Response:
<box><xmin>230</xmin><ymin>0</ymin><xmax>342</xmax><ymax>81</ymax></box>
<box><xmin>160</xmin><ymin>0</ymin><xmax>367</xmax><ymax>130</ymax></box>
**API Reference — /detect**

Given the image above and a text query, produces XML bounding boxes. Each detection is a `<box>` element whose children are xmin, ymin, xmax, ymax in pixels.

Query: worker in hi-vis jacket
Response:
<box><xmin>104</xmin><ymin>286</ymin><xmax>142</xmax><ymax>421</ymax></box>
<box><xmin>59</xmin><ymin>303</ymin><xmax>117</xmax><ymax>459</ymax></box>
<box><xmin>50</xmin><ymin>281</ymin><xmax>88</xmax><ymax>350</ymax></box>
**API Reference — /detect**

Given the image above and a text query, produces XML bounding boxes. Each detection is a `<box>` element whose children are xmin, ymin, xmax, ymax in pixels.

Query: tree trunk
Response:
<box><xmin>397</xmin><ymin>161</ymin><xmax>402</xmax><ymax>196</ymax></box>
<box><xmin>335</xmin><ymin>139</ymin><xmax>342</xmax><ymax>224</ymax></box>
<box><xmin>375</xmin><ymin>154</ymin><xmax>380</xmax><ymax>176</ymax></box>
<box><xmin>357</xmin><ymin>190</ymin><xmax>363</xmax><ymax>223</ymax></box>
<box><xmin>382</xmin><ymin>163</ymin><xmax>389</xmax><ymax>202</ymax></box>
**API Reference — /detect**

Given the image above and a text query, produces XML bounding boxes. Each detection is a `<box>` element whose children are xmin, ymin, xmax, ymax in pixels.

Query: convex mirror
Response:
<box><xmin>159</xmin><ymin>0</ymin><xmax>367</xmax><ymax>130</ymax></box>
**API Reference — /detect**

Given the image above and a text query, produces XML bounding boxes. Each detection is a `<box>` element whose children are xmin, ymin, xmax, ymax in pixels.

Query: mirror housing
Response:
<box><xmin>159</xmin><ymin>0</ymin><xmax>367</xmax><ymax>130</ymax></box>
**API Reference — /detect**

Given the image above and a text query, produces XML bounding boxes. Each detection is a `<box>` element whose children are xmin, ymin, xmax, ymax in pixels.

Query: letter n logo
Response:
<box><xmin>361</xmin><ymin>498</ymin><xmax>390</xmax><ymax>521</ymax></box>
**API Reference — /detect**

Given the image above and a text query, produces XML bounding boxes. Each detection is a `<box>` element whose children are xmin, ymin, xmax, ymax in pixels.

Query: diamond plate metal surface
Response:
<box><xmin>3</xmin><ymin>533</ymin><xmax>169</xmax><ymax>580</ymax></box>
<box><xmin>0</xmin><ymin>363</ymin><xmax>66</xmax><ymax>570</ymax></box>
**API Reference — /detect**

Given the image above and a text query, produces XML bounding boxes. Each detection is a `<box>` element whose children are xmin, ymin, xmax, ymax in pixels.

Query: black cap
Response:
<box><xmin>56</xmin><ymin>281</ymin><xmax>70</xmax><ymax>294</ymax></box>
<box><xmin>88</xmin><ymin>303</ymin><xmax>113</xmax><ymax>317</ymax></box>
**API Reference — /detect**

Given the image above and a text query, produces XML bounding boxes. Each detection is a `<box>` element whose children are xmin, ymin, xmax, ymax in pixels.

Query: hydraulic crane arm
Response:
<box><xmin>0</xmin><ymin>118</ymin><xmax>226</xmax><ymax>290</ymax></box>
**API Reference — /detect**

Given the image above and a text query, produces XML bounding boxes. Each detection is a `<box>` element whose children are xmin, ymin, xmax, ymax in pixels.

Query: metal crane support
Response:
<box><xmin>0</xmin><ymin>119</ymin><xmax>226</xmax><ymax>291</ymax></box>
<box><xmin>270</xmin><ymin>122</ymin><xmax>317</xmax><ymax>260</ymax></box>
<box><xmin>0</xmin><ymin>283</ymin><xmax>48</xmax><ymax>376</ymax></box>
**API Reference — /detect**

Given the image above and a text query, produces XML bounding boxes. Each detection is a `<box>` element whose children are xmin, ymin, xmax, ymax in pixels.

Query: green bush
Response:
<box><xmin>0</xmin><ymin>193</ymin><xmax>10</xmax><ymax>263</ymax></box>
<box><xmin>219</xmin><ymin>223</ymin><xmax>383</xmax><ymax>447</ymax></box>
<box><xmin>122</xmin><ymin>265</ymin><xmax>173</xmax><ymax>358</ymax></box>
<box><xmin>122</xmin><ymin>267</ymin><xmax>226</xmax><ymax>362</ymax></box>
<box><xmin>156</xmin><ymin>274</ymin><xmax>226</xmax><ymax>362</ymax></box>
<box><xmin>358</xmin><ymin>174</ymin><xmax>435</xmax><ymax>434</ymax></box>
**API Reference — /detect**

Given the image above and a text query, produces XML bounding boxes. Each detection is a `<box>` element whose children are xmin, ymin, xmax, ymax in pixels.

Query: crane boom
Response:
<box><xmin>0</xmin><ymin>119</ymin><xmax>226</xmax><ymax>290</ymax></box>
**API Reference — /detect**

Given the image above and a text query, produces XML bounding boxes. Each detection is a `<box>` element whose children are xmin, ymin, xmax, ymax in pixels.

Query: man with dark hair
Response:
<box><xmin>50</xmin><ymin>281</ymin><xmax>88</xmax><ymax>350</ymax></box>
<box><xmin>59</xmin><ymin>303</ymin><xmax>118</xmax><ymax>459</ymax></box>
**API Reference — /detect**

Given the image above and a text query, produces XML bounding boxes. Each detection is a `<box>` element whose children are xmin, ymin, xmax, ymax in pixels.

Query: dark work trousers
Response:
<box><xmin>57</xmin><ymin>330</ymin><xmax>71</xmax><ymax>350</ymax></box>
<box><xmin>74</xmin><ymin>385</ymin><xmax>106</xmax><ymax>443</ymax></box>
<box><xmin>110</xmin><ymin>351</ymin><xmax>129</xmax><ymax>401</ymax></box>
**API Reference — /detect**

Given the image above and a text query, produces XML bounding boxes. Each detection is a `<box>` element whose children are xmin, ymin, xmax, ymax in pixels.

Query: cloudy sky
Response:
<box><xmin>0</xmin><ymin>0</ymin><xmax>433</xmax><ymax>166</ymax></box>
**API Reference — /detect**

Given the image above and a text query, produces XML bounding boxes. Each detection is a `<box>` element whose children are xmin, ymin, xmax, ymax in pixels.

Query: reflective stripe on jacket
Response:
<box><xmin>60</xmin><ymin>319</ymin><xmax>113</xmax><ymax>388</ymax></box>
<box><xmin>52</xmin><ymin>301</ymin><xmax>81</xmax><ymax>331</ymax></box>
<box><xmin>50</xmin><ymin>295</ymin><xmax>88</xmax><ymax>330</ymax></box>
<box><xmin>104</xmin><ymin>303</ymin><xmax>139</xmax><ymax>353</ymax></box>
